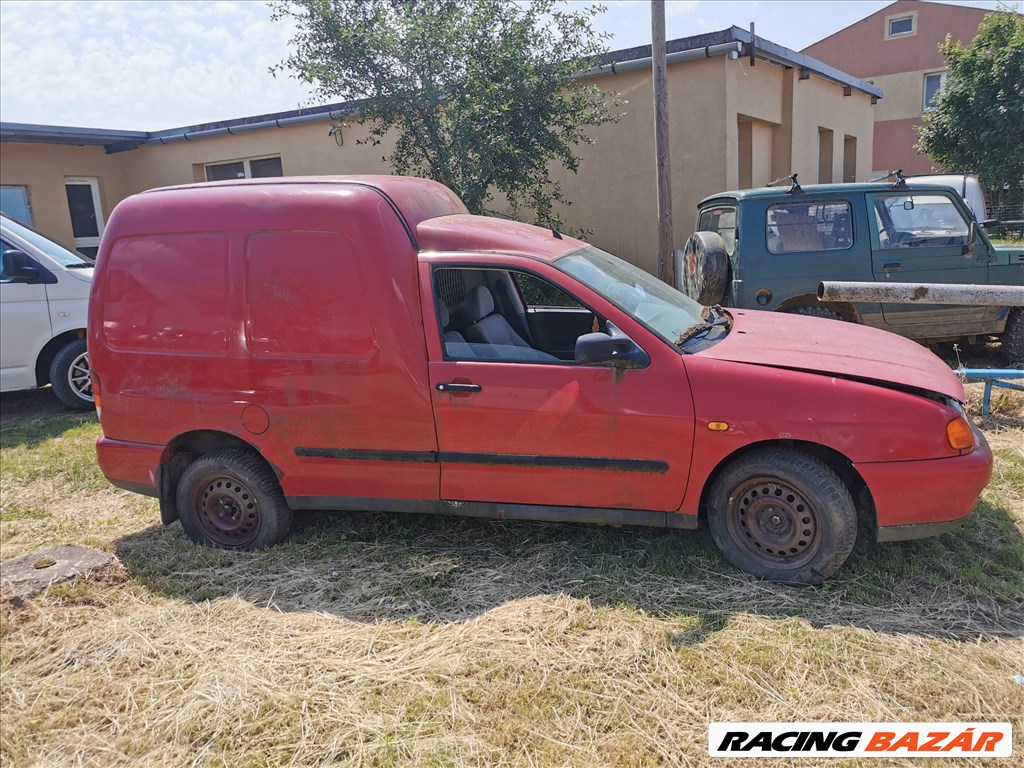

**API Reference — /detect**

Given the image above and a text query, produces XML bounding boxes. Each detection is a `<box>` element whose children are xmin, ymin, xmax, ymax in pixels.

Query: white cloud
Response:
<box><xmin>666</xmin><ymin>1</ymin><xmax>699</xmax><ymax>18</ymax></box>
<box><xmin>0</xmin><ymin>0</ymin><xmax>311</xmax><ymax>129</ymax></box>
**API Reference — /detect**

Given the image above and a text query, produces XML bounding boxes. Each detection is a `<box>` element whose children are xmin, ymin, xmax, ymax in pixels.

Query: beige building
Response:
<box><xmin>1</xmin><ymin>26</ymin><xmax>878</xmax><ymax>274</ymax></box>
<box><xmin>802</xmin><ymin>0</ymin><xmax>999</xmax><ymax>177</ymax></box>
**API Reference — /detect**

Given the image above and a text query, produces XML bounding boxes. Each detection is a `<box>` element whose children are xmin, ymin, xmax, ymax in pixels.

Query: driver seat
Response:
<box><xmin>463</xmin><ymin>285</ymin><xmax>556</xmax><ymax>361</ymax></box>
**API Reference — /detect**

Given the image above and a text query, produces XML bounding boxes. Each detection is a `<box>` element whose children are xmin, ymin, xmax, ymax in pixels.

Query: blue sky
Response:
<box><xmin>0</xmin><ymin>0</ymin><xmax>1011</xmax><ymax>131</ymax></box>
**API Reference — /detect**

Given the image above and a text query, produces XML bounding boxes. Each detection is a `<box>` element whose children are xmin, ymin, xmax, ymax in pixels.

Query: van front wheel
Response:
<box><xmin>49</xmin><ymin>339</ymin><xmax>93</xmax><ymax>411</ymax></box>
<box><xmin>707</xmin><ymin>448</ymin><xmax>857</xmax><ymax>584</ymax></box>
<box><xmin>176</xmin><ymin>449</ymin><xmax>292</xmax><ymax>550</ymax></box>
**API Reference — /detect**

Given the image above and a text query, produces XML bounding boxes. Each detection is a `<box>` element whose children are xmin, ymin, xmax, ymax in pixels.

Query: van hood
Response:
<box><xmin>697</xmin><ymin>309</ymin><xmax>965</xmax><ymax>402</ymax></box>
<box><xmin>63</xmin><ymin>266</ymin><xmax>94</xmax><ymax>283</ymax></box>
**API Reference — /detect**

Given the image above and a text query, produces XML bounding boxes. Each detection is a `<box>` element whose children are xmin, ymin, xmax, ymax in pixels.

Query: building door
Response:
<box><xmin>64</xmin><ymin>178</ymin><xmax>105</xmax><ymax>259</ymax></box>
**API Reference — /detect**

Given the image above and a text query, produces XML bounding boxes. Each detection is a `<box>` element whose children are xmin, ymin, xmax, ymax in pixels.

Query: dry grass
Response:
<box><xmin>1</xmin><ymin>375</ymin><xmax>1022</xmax><ymax>767</ymax></box>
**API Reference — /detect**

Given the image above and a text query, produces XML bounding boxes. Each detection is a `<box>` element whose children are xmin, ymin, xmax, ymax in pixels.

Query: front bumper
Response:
<box><xmin>859</xmin><ymin>426</ymin><xmax>993</xmax><ymax>542</ymax></box>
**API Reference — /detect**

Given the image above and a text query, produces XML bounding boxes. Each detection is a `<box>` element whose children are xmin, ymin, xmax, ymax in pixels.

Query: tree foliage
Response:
<box><xmin>271</xmin><ymin>0</ymin><xmax>620</xmax><ymax>227</ymax></box>
<box><xmin>916</xmin><ymin>12</ymin><xmax>1024</xmax><ymax>202</ymax></box>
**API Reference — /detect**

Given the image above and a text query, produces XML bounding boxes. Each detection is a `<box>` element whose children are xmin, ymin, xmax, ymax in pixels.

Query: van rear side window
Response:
<box><xmin>103</xmin><ymin>234</ymin><xmax>229</xmax><ymax>355</ymax></box>
<box><xmin>244</xmin><ymin>231</ymin><xmax>376</xmax><ymax>359</ymax></box>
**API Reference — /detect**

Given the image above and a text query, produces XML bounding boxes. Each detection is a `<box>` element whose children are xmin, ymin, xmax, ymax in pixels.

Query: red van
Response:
<box><xmin>88</xmin><ymin>176</ymin><xmax>992</xmax><ymax>583</ymax></box>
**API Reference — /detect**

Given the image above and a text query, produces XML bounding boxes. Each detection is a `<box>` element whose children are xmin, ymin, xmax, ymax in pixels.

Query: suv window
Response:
<box><xmin>697</xmin><ymin>206</ymin><xmax>737</xmax><ymax>256</ymax></box>
<box><xmin>873</xmin><ymin>194</ymin><xmax>969</xmax><ymax>249</ymax></box>
<box><xmin>766</xmin><ymin>201</ymin><xmax>853</xmax><ymax>253</ymax></box>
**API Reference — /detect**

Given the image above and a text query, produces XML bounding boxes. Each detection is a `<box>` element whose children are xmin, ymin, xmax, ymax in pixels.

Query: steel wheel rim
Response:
<box><xmin>725</xmin><ymin>476</ymin><xmax>822</xmax><ymax>568</ymax></box>
<box><xmin>68</xmin><ymin>351</ymin><xmax>93</xmax><ymax>402</ymax></box>
<box><xmin>192</xmin><ymin>474</ymin><xmax>261</xmax><ymax>547</ymax></box>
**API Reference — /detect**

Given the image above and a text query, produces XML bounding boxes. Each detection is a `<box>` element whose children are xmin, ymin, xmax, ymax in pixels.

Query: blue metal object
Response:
<box><xmin>958</xmin><ymin>368</ymin><xmax>1024</xmax><ymax>415</ymax></box>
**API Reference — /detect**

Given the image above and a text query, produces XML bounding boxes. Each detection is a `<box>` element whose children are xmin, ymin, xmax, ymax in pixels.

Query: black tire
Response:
<box><xmin>679</xmin><ymin>231</ymin><xmax>729</xmax><ymax>305</ymax></box>
<box><xmin>783</xmin><ymin>305</ymin><xmax>843</xmax><ymax>321</ymax></box>
<box><xmin>176</xmin><ymin>448</ymin><xmax>292</xmax><ymax>550</ymax></box>
<box><xmin>707</xmin><ymin>448</ymin><xmax>857</xmax><ymax>584</ymax></box>
<box><xmin>1001</xmin><ymin>307</ymin><xmax>1024</xmax><ymax>365</ymax></box>
<box><xmin>49</xmin><ymin>339</ymin><xmax>94</xmax><ymax>411</ymax></box>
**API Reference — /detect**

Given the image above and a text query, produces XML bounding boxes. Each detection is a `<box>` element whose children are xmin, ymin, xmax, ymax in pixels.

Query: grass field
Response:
<box><xmin>1</xmin><ymin>367</ymin><xmax>1022</xmax><ymax>767</ymax></box>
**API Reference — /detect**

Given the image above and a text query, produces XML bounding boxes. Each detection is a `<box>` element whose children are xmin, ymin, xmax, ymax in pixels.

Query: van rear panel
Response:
<box><xmin>91</xmin><ymin>179</ymin><xmax>442</xmax><ymax>502</ymax></box>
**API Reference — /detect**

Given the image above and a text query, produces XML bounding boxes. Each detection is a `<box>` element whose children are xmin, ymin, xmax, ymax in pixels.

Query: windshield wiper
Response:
<box><xmin>65</xmin><ymin>262</ymin><xmax>94</xmax><ymax>268</ymax></box>
<box><xmin>675</xmin><ymin>320</ymin><xmax>713</xmax><ymax>346</ymax></box>
<box><xmin>674</xmin><ymin>305</ymin><xmax>732</xmax><ymax>348</ymax></box>
<box><xmin>702</xmin><ymin>304</ymin><xmax>732</xmax><ymax>327</ymax></box>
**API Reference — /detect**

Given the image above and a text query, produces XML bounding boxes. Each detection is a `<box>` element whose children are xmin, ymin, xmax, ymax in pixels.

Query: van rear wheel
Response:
<box><xmin>176</xmin><ymin>449</ymin><xmax>292</xmax><ymax>550</ymax></box>
<box><xmin>707</xmin><ymin>448</ymin><xmax>857</xmax><ymax>584</ymax></box>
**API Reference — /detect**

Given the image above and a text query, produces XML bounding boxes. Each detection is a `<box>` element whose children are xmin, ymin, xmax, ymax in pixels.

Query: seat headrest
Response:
<box><xmin>438</xmin><ymin>297</ymin><xmax>450</xmax><ymax>328</ymax></box>
<box><xmin>466</xmin><ymin>285</ymin><xmax>495</xmax><ymax>323</ymax></box>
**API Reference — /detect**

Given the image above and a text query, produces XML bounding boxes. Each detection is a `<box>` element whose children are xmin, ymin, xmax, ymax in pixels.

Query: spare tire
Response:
<box><xmin>678</xmin><ymin>231</ymin><xmax>729</xmax><ymax>305</ymax></box>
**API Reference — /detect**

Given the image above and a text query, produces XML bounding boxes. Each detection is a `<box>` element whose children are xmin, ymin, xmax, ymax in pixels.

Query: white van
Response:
<box><xmin>1</xmin><ymin>214</ymin><xmax>94</xmax><ymax>410</ymax></box>
<box><xmin>904</xmin><ymin>174</ymin><xmax>993</xmax><ymax>228</ymax></box>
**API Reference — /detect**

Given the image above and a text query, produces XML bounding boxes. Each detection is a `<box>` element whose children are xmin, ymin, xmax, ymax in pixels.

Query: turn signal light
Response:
<box><xmin>946</xmin><ymin>416</ymin><xmax>974</xmax><ymax>452</ymax></box>
<box><xmin>707</xmin><ymin>421</ymin><xmax>730</xmax><ymax>432</ymax></box>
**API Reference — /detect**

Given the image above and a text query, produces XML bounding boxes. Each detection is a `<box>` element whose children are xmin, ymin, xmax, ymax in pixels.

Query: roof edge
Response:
<box><xmin>1</xmin><ymin>26</ymin><xmax>880</xmax><ymax>149</ymax></box>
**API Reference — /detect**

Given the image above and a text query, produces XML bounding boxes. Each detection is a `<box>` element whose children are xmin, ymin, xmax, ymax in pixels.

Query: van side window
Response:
<box><xmin>766</xmin><ymin>201</ymin><xmax>853</xmax><ymax>253</ymax></box>
<box><xmin>513</xmin><ymin>272</ymin><xmax>584</xmax><ymax>309</ymax></box>
<box><xmin>434</xmin><ymin>267</ymin><xmax>596</xmax><ymax>364</ymax></box>
<box><xmin>0</xmin><ymin>238</ymin><xmax>14</xmax><ymax>281</ymax></box>
<box><xmin>697</xmin><ymin>206</ymin><xmax>737</xmax><ymax>256</ymax></box>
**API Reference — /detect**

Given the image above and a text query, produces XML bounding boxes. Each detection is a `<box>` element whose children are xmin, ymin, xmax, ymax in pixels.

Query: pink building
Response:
<box><xmin>803</xmin><ymin>0</ymin><xmax>992</xmax><ymax>176</ymax></box>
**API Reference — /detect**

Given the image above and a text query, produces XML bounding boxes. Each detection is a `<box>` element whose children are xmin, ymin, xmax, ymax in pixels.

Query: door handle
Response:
<box><xmin>436</xmin><ymin>382</ymin><xmax>482</xmax><ymax>393</ymax></box>
<box><xmin>882</xmin><ymin>262</ymin><xmax>902</xmax><ymax>272</ymax></box>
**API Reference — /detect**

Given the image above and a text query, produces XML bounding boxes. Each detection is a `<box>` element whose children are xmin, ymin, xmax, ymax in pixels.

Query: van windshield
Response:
<box><xmin>0</xmin><ymin>215</ymin><xmax>92</xmax><ymax>267</ymax></box>
<box><xmin>556</xmin><ymin>245</ymin><xmax>711</xmax><ymax>349</ymax></box>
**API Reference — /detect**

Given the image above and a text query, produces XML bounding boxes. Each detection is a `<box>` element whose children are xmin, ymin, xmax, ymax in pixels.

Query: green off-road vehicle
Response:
<box><xmin>678</xmin><ymin>176</ymin><xmax>1024</xmax><ymax>360</ymax></box>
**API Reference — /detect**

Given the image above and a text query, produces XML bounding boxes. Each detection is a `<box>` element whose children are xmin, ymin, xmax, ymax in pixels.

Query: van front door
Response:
<box><xmin>0</xmin><ymin>238</ymin><xmax>51</xmax><ymax>391</ymax></box>
<box><xmin>422</xmin><ymin>262</ymin><xmax>694</xmax><ymax>514</ymax></box>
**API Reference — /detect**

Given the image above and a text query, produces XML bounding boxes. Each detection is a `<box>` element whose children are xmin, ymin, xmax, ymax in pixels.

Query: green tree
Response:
<box><xmin>271</xmin><ymin>0</ymin><xmax>620</xmax><ymax>227</ymax></box>
<box><xmin>916</xmin><ymin>12</ymin><xmax>1024</xmax><ymax>204</ymax></box>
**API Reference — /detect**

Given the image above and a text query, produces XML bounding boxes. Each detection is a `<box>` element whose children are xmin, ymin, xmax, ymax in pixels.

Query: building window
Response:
<box><xmin>204</xmin><ymin>156</ymin><xmax>283</xmax><ymax>182</ymax></box>
<box><xmin>923</xmin><ymin>72</ymin><xmax>948</xmax><ymax>109</ymax></box>
<box><xmin>0</xmin><ymin>185</ymin><xmax>32</xmax><ymax>225</ymax></box>
<box><xmin>888</xmin><ymin>16</ymin><xmax>913</xmax><ymax>36</ymax></box>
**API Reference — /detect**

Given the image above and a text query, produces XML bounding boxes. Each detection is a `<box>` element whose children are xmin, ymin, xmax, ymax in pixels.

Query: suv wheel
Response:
<box><xmin>784</xmin><ymin>305</ymin><xmax>843</xmax><ymax>321</ymax></box>
<box><xmin>680</xmin><ymin>231</ymin><xmax>729</xmax><ymax>305</ymax></box>
<box><xmin>1002</xmin><ymin>308</ymin><xmax>1024</xmax><ymax>365</ymax></box>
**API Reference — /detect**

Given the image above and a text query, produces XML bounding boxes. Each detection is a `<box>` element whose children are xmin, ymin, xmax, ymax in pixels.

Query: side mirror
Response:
<box><xmin>575</xmin><ymin>322</ymin><xmax>650</xmax><ymax>370</ymax></box>
<box><xmin>2</xmin><ymin>249</ymin><xmax>40</xmax><ymax>281</ymax></box>
<box><xmin>963</xmin><ymin>221</ymin><xmax>976</xmax><ymax>257</ymax></box>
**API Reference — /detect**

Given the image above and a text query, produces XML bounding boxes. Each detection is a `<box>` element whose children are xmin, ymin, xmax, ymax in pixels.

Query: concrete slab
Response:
<box><xmin>0</xmin><ymin>544</ymin><xmax>113</xmax><ymax>601</ymax></box>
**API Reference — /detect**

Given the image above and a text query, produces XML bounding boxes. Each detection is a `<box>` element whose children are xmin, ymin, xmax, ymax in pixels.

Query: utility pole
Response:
<box><xmin>652</xmin><ymin>0</ymin><xmax>674</xmax><ymax>286</ymax></box>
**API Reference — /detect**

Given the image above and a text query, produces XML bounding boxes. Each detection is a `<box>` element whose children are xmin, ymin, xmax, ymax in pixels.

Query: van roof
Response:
<box><xmin>135</xmin><ymin>175</ymin><xmax>583</xmax><ymax>260</ymax></box>
<box><xmin>141</xmin><ymin>175</ymin><xmax>470</xmax><ymax>247</ymax></box>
